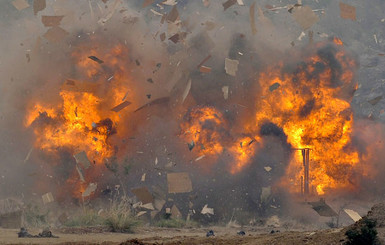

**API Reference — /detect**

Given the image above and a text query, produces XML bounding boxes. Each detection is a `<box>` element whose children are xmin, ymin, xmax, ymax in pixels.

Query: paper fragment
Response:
<box><xmin>111</xmin><ymin>101</ymin><xmax>131</xmax><ymax>112</ymax></box>
<box><xmin>73</xmin><ymin>151</ymin><xmax>91</xmax><ymax>169</ymax></box>
<box><xmin>155</xmin><ymin>157</ymin><xmax>158</xmax><ymax>165</ymax></box>
<box><xmin>162</xmin><ymin>0</ymin><xmax>177</xmax><ymax>5</ymax></box>
<box><xmin>201</xmin><ymin>204</ymin><xmax>214</xmax><ymax>215</ymax></box>
<box><xmin>223</xmin><ymin>0</ymin><xmax>237</xmax><ymax>11</ymax></box>
<box><xmin>141</xmin><ymin>173</ymin><xmax>146</xmax><ymax>182</ymax></box>
<box><xmin>292</xmin><ymin>6</ymin><xmax>319</xmax><ymax>30</ymax></box>
<box><xmin>12</xmin><ymin>0</ymin><xmax>29</xmax><ymax>11</ymax></box>
<box><xmin>195</xmin><ymin>155</ymin><xmax>205</xmax><ymax>161</ymax></box>
<box><xmin>136</xmin><ymin>211</ymin><xmax>147</xmax><ymax>217</ymax></box>
<box><xmin>167</xmin><ymin>172</ymin><xmax>193</xmax><ymax>193</ymax></box>
<box><xmin>150</xmin><ymin>9</ymin><xmax>163</xmax><ymax>16</ymax></box>
<box><xmin>131</xmin><ymin>187</ymin><xmax>153</xmax><ymax>204</ymax></box>
<box><xmin>339</xmin><ymin>2</ymin><xmax>356</xmax><ymax>21</ymax></box>
<box><xmin>237</xmin><ymin>0</ymin><xmax>244</xmax><ymax>6</ymax></box>
<box><xmin>43</xmin><ymin>26</ymin><xmax>68</xmax><ymax>43</ymax></box>
<box><xmin>222</xmin><ymin>86</ymin><xmax>229</xmax><ymax>100</ymax></box>
<box><xmin>141</xmin><ymin>203</ymin><xmax>155</xmax><ymax>210</ymax></box>
<box><xmin>33</xmin><ymin>0</ymin><xmax>46</xmax><ymax>15</ymax></box>
<box><xmin>41</xmin><ymin>16</ymin><xmax>64</xmax><ymax>27</ymax></box>
<box><xmin>82</xmin><ymin>183</ymin><xmax>97</xmax><ymax>197</ymax></box>
<box><xmin>182</xmin><ymin>79</ymin><xmax>191</xmax><ymax>103</ymax></box>
<box><xmin>225</xmin><ymin>58</ymin><xmax>239</xmax><ymax>76</ymax></box>
<box><xmin>264</xmin><ymin>166</ymin><xmax>272</xmax><ymax>172</ymax></box>
<box><xmin>344</xmin><ymin>209</ymin><xmax>361</xmax><ymax>222</ymax></box>
<box><xmin>24</xmin><ymin>148</ymin><xmax>33</xmax><ymax>163</ymax></box>
<box><xmin>42</xmin><ymin>192</ymin><xmax>54</xmax><ymax>204</ymax></box>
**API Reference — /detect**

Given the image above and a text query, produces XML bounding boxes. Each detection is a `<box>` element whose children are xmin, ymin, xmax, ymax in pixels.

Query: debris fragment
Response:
<box><xmin>222</xmin><ymin>86</ymin><xmax>229</xmax><ymax>100</ymax></box>
<box><xmin>201</xmin><ymin>204</ymin><xmax>214</xmax><ymax>215</ymax></box>
<box><xmin>17</xmin><ymin>228</ymin><xmax>33</xmax><ymax>238</ymax></box>
<box><xmin>269</xmin><ymin>82</ymin><xmax>280</xmax><ymax>92</ymax></box>
<box><xmin>197</xmin><ymin>55</ymin><xmax>212</xmax><ymax>68</ymax></box>
<box><xmin>43</xmin><ymin>26</ymin><xmax>68</xmax><ymax>43</ymax></box>
<box><xmin>134</xmin><ymin>97</ymin><xmax>169</xmax><ymax>112</ymax></box>
<box><xmin>141</xmin><ymin>173</ymin><xmax>146</xmax><ymax>182</ymax></box>
<box><xmin>147</xmin><ymin>78</ymin><xmax>154</xmax><ymax>83</ymax></box>
<box><xmin>297</xmin><ymin>31</ymin><xmax>306</xmax><ymax>41</ymax></box>
<box><xmin>344</xmin><ymin>209</ymin><xmax>362</xmax><ymax>222</ymax></box>
<box><xmin>75</xmin><ymin>164</ymin><xmax>85</xmax><ymax>182</ymax></box>
<box><xmin>339</xmin><ymin>2</ymin><xmax>356</xmax><ymax>21</ymax></box>
<box><xmin>260</xmin><ymin>186</ymin><xmax>271</xmax><ymax>203</ymax></box>
<box><xmin>142</xmin><ymin>0</ymin><xmax>154</xmax><ymax>8</ymax></box>
<box><xmin>88</xmin><ymin>56</ymin><xmax>104</xmax><ymax>64</ymax></box>
<box><xmin>12</xmin><ymin>0</ymin><xmax>29</xmax><ymax>11</ymax></box>
<box><xmin>202</xmin><ymin>0</ymin><xmax>210</xmax><ymax>7</ymax></box>
<box><xmin>264</xmin><ymin>166</ymin><xmax>272</xmax><ymax>172</ymax></box>
<box><xmin>237</xmin><ymin>231</ymin><xmax>246</xmax><ymax>235</ymax></box>
<box><xmin>167</xmin><ymin>172</ymin><xmax>193</xmax><ymax>193</ymax></box>
<box><xmin>42</xmin><ymin>192</ymin><xmax>54</xmax><ymax>204</ymax></box>
<box><xmin>171</xmin><ymin>205</ymin><xmax>182</xmax><ymax>218</ymax></box>
<box><xmin>33</xmin><ymin>0</ymin><xmax>46</xmax><ymax>15</ymax></box>
<box><xmin>225</xmin><ymin>58</ymin><xmax>239</xmax><ymax>76</ymax></box>
<box><xmin>73</xmin><ymin>151</ymin><xmax>91</xmax><ymax>169</ymax></box>
<box><xmin>249</xmin><ymin>3</ymin><xmax>257</xmax><ymax>35</ymax></box>
<box><xmin>292</xmin><ymin>6</ymin><xmax>319</xmax><ymax>30</ymax></box>
<box><xmin>136</xmin><ymin>211</ymin><xmax>147</xmax><ymax>217</ymax></box>
<box><xmin>237</xmin><ymin>0</ymin><xmax>244</xmax><ymax>6</ymax></box>
<box><xmin>223</xmin><ymin>0</ymin><xmax>237</xmax><ymax>11</ymax></box>
<box><xmin>160</xmin><ymin>32</ymin><xmax>166</xmax><ymax>41</ymax></box>
<box><xmin>162</xmin><ymin>0</ymin><xmax>177</xmax><ymax>5</ymax></box>
<box><xmin>308</xmin><ymin>199</ymin><xmax>338</xmax><ymax>217</ymax></box>
<box><xmin>131</xmin><ymin>187</ymin><xmax>153</xmax><ymax>204</ymax></box>
<box><xmin>368</xmin><ymin>95</ymin><xmax>382</xmax><ymax>105</ymax></box>
<box><xmin>154</xmin><ymin>198</ymin><xmax>166</xmax><ymax>210</ymax></box>
<box><xmin>41</xmin><ymin>16</ymin><xmax>64</xmax><ymax>27</ymax></box>
<box><xmin>195</xmin><ymin>155</ymin><xmax>205</xmax><ymax>161</ymax></box>
<box><xmin>169</xmin><ymin>33</ymin><xmax>180</xmax><ymax>43</ymax></box>
<box><xmin>111</xmin><ymin>101</ymin><xmax>131</xmax><ymax>112</ymax></box>
<box><xmin>166</xmin><ymin>6</ymin><xmax>179</xmax><ymax>22</ymax></box>
<box><xmin>82</xmin><ymin>183</ymin><xmax>97</xmax><ymax>197</ymax></box>
<box><xmin>188</xmin><ymin>140</ymin><xmax>195</xmax><ymax>151</ymax></box>
<box><xmin>206</xmin><ymin>230</ymin><xmax>215</xmax><ymax>237</ymax></box>
<box><xmin>199</xmin><ymin>66</ymin><xmax>212</xmax><ymax>73</ymax></box>
<box><xmin>182</xmin><ymin>79</ymin><xmax>191</xmax><ymax>103</ymax></box>
<box><xmin>24</xmin><ymin>147</ymin><xmax>33</xmax><ymax>163</ymax></box>
<box><xmin>140</xmin><ymin>203</ymin><xmax>155</xmax><ymax>210</ymax></box>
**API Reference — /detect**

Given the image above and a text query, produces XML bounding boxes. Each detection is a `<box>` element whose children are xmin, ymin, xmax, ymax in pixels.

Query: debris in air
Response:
<box><xmin>88</xmin><ymin>56</ymin><xmax>104</xmax><ymax>64</ymax></box>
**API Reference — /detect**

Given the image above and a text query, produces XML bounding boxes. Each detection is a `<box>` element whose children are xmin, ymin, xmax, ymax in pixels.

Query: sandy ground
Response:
<box><xmin>0</xmin><ymin>226</ymin><xmax>348</xmax><ymax>245</ymax></box>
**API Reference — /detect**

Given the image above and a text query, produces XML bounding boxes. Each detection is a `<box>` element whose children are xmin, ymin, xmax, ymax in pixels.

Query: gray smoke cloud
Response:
<box><xmin>0</xmin><ymin>0</ymin><xmax>384</xmax><ymax>226</ymax></box>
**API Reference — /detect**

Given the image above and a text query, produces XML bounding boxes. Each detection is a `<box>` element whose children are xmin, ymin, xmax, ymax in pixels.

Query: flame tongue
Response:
<box><xmin>252</xmin><ymin>40</ymin><xmax>359</xmax><ymax>194</ymax></box>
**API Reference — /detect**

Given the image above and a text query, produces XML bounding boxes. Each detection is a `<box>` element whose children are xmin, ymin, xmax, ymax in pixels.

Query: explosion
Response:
<box><xmin>181</xmin><ymin>38</ymin><xmax>361</xmax><ymax>196</ymax></box>
<box><xmin>24</xmin><ymin>39</ymin><xmax>136</xmax><ymax>197</ymax></box>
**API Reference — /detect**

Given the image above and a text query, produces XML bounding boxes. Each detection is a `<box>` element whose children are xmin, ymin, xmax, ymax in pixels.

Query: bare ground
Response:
<box><xmin>0</xmin><ymin>226</ymin><xmax>350</xmax><ymax>245</ymax></box>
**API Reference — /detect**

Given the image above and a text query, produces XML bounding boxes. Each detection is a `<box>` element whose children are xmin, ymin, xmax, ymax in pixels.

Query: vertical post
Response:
<box><xmin>302</xmin><ymin>149</ymin><xmax>310</xmax><ymax>195</ymax></box>
<box><xmin>300</xmin><ymin>176</ymin><xmax>304</xmax><ymax>195</ymax></box>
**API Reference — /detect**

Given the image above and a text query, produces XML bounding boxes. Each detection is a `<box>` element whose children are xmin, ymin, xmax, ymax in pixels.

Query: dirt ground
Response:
<box><xmin>0</xmin><ymin>226</ymin><xmax>349</xmax><ymax>245</ymax></box>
